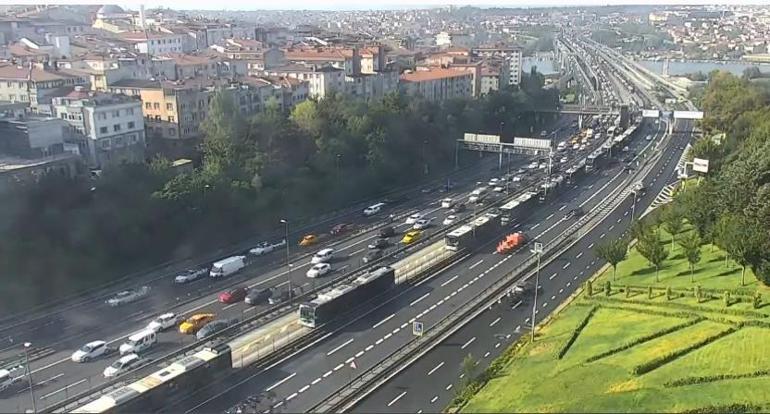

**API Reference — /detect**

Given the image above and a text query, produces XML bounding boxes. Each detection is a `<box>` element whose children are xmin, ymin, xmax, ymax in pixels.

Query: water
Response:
<box><xmin>637</xmin><ymin>59</ymin><xmax>770</xmax><ymax>76</ymax></box>
<box><xmin>523</xmin><ymin>56</ymin><xmax>559</xmax><ymax>76</ymax></box>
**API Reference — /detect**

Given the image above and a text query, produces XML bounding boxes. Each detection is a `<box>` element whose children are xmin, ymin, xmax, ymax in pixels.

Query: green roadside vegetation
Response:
<box><xmin>453</xmin><ymin>71</ymin><xmax>770</xmax><ymax>413</ymax></box>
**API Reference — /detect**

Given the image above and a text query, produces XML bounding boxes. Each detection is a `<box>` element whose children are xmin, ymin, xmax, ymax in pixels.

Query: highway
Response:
<box><xmin>0</xmin><ymin>118</ymin><xmax>579</xmax><ymax>412</ymax></box>
<box><xmin>351</xmin><ymin>121</ymin><xmax>693</xmax><ymax>413</ymax></box>
<box><xmin>174</xmin><ymin>118</ymin><xmax>667</xmax><ymax>414</ymax></box>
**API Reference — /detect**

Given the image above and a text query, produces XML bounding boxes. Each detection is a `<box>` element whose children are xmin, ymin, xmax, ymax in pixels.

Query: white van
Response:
<box><xmin>469</xmin><ymin>187</ymin><xmax>487</xmax><ymax>204</ymax></box>
<box><xmin>210</xmin><ymin>255</ymin><xmax>246</xmax><ymax>278</ymax></box>
<box><xmin>363</xmin><ymin>203</ymin><xmax>386</xmax><ymax>216</ymax></box>
<box><xmin>119</xmin><ymin>330</ymin><xmax>157</xmax><ymax>355</ymax></box>
<box><xmin>440</xmin><ymin>198</ymin><xmax>454</xmax><ymax>209</ymax></box>
<box><xmin>311</xmin><ymin>248</ymin><xmax>334</xmax><ymax>264</ymax></box>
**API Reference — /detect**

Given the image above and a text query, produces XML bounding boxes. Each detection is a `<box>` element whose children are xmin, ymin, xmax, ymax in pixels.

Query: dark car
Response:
<box><xmin>219</xmin><ymin>287</ymin><xmax>248</xmax><ymax>304</ymax></box>
<box><xmin>330</xmin><ymin>223</ymin><xmax>351</xmax><ymax>236</ymax></box>
<box><xmin>451</xmin><ymin>203</ymin><xmax>467</xmax><ymax>213</ymax></box>
<box><xmin>362</xmin><ymin>250</ymin><xmax>383</xmax><ymax>264</ymax></box>
<box><xmin>368</xmin><ymin>238</ymin><xmax>390</xmax><ymax>249</ymax></box>
<box><xmin>244</xmin><ymin>288</ymin><xmax>271</xmax><ymax>306</ymax></box>
<box><xmin>268</xmin><ymin>289</ymin><xmax>290</xmax><ymax>305</ymax></box>
<box><xmin>196</xmin><ymin>318</ymin><xmax>238</xmax><ymax>340</ymax></box>
<box><xmin>564</xmin><ymin>207</ymin><xmax>584</xmax><ymax>219</ymax></box>
<box><xmin>378</xmin><ymin>226</ymin><xmax>396</xmax><ymax>238</ymax></box>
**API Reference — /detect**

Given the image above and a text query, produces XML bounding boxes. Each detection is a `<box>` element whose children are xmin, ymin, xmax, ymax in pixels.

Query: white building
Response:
<box><xmin>265</xmin><ymin>64</ymin><xmax>345</xmax><ymax>99</ymax></box>
<box><xmin>52</xmin><ymin>87</ymin><xmax>145</xmax><ymax>170</ymax></box>
<box><xmin>435</xmin><ymin>31</ymin><xmax>473</xmax><ymax>49</ymax></box>
<box><xmin>500</xmin><ymin>50</ymin><xmax>523</xmax><ymax>87</ymax></box>
<box><xmin>121</xmin><ymin>32</ymin><xmax>186</xmax><ymax>56</ymax></box>
<box><xmin>399</xmin><ymin>68</ymin><xmax>473</xmax><ymax>102</ymax></box>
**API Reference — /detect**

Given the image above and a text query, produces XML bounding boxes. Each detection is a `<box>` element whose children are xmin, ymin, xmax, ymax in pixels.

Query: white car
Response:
<box><xmin>442</xmin><ymin>215</ymin><xmax>457</xmax><ymax>226</ymax></box>
<box><xmin>512</xmin><ymin>175</ymin><xmax>522</xmax><ymax>182</ymax></box>
<box><xmin>146</xmin><ymin>313</ymin><xmax>179</xmax><ymax>333</ymax></box>
<box><xmin>579</xmin><ymin>144</ymin><xmax>586</xmax><ymax>151</ymax></box>
<box><xmin>527</xmin><ymin>162</ymin><xmax>538</xmax><ymax>170</ymax></box>
<box><xmin>538</xmin><ymin>162</ymin><xmax>547</xmax><ymax>169</ymax></box>
<box><xmin>71</xmin><ymin>340</ymin><xmax>109</xmax><ymax>363</ymax></box>
<box><xmin>412</xmin><ymin>218</ymin><xmax>432</xmax><ymax>230</ymax></box>
<box><xmin>572</xmin><ymin>143</ymin><xmax>580</xmax><ymax>150</ymax></box>
<box><xmin>174</xmin><ymin>268</ymin><xmax>208</xmax><ymax>284</ymax></box>
<box><xmin>249</xmin><ymin>239</ymin><xmax>286</xmax><ymax>256</ymax></box>
<box><xmin>405</xmin><ymin>213</ymin><xmax>423</xmax><ymax>225</ymax></box>
<box><xmin>493</xmin><ymin>186</ymin><xmax>505</xmax><ymax>193</ymax></box>
<box><xmin>646</xmin><ymin>134</ymin><xmax>653</xmax><ymax>141</ymax></box>
<box><xmin>560</xmin><ymin>157</ymin><xmax>568</xmax><ymax>164</ymax></box>
<box><xmin>0</xmin><ymin>366</ymin><xmax>24</xmax><ymax>392</ymax></box>
<box><xmin>105</xmin><ymin>287</ymin><xmax>150</xmax><ymax>307</ymax></box>
<box><xmin>487</xmin><ymin>178</ymin><xmax>500</xmax><ymax>187</ymax></box>
<box><xmin>103</xmin><ymin>353</ymin><xmax>141</xmax><ymax>378</ymax></box>
<box><xmin>306</xmin><ymin>263</ymin><xmax>331</xmax><ymax>278</ymax></box>
<box><xmin>311</xmin><ymin>248</ymin><xmax>335</xmax><ymax>264</ymax></box>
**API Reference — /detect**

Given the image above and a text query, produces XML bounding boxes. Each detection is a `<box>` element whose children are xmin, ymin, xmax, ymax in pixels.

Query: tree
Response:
<box><xmin>662</xmin><ymin>205</ymin><xmax>685</xmax><ymax>254</ymax></box>
<box><xmin>719</xmin><ymin>214</ymin><xmax>763</xmax><ymax>286</ymax></box>
<box><xmin>678</xmin><ymin>231</ymin><xmax>702</xmax><ymax>283</ymax></box>
<box><xmin>594</xmin><ymin>237</ymin><xmax>629</xmax><ymax>280</ymax></box>
<box><xmin>460</xmin><ymin>353</ymin><xmax>479</xmax><ymax>388</ymax></box>
<box><xmin>630</xmin><ymin>219</ymin><xmax>651</xmax><ymax>241</ymax></box>
<box><xmin>636</xmin><ymin>232</ymin><xmax>668</xmax><ymax>282</ymax></box>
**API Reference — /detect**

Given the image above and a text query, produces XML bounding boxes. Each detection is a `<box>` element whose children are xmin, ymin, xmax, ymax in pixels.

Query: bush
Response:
<box><xmin>585</xmin><ymin>317</ymin><xmax>704</xmax><ymax>363</ymax></box>
<box><xmin>586</xmin><ymin>280</ymin><xmax>593</xmax><ymax>296</ymax></box>
<box><xmin>724</xmin><ymin>290</ymin><xmax>731</xmax><ymax>307</ymax></box>
<box><xmin>665</xmin><ymin>369</ymin><xmax>770</xmax><ymax>387</ymax></box>
<box><xmin>753</xmin><ymin>292</ymin><xmax>762</xmax><ymax>309</ymax></box>
<box><xmin>605</xmin><ymin>281</ymin><xmax>611</xmax><ymax>297</ymax></box>
<box><xmin>681</xmin><ymin>403</ymin><xmax>764</xmax><ymax>414</ymax></box>
<box><xmin>631</xmin><ymin>327</ymin><xmax>736</xmax><ymax>375</ymax></box>
<box><xmin>557</xmin><ymin>306</ymin><xmax>598</xmax><ymax>359</ymax></box>
<box><xmin>585</xmin><ymin>295</ymin><xmax>768</xmax><ymax>318</ymax></box>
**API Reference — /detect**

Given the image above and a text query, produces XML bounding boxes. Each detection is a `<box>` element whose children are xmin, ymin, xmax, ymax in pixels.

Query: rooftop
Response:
<box><xmin>400</xmin><ymin>68</ymin><xmax>473</xmax><ymax>82</ymax></box>
<box><xmin>0</xmin><ymin>64</ymin><xmax>87</xmax><ymax>82</ymax></box>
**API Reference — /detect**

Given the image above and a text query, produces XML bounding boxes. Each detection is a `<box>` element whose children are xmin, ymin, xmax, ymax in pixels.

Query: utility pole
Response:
<box><xmin>24</xmin><ymin>342</ymin><xmax>36</xmax><ymax>413</ymax></box>
<box><xmin>280</xmin><ymin>219</ymin><xmax>293</xmax><ymax>305</ymax></box>
<box><xmin>530</xmin><ymin>243</ymin><xmax>543</xmax><ymax>342</ymax></box>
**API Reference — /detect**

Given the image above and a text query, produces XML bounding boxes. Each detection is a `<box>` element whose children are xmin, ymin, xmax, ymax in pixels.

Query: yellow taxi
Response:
<box><xmin>401</xmin><ymin>230</ymin><xmax>422</xmax><ymax>245</ymax></box>
<box><xmin>299</xmin><ymin>234</ymin><xmax>318</xmax><ymax>246</ymax></box>
<box><xmin>179</xmin><ymin>313</ymin><xmax>214</xmax><ymax>334</ymax></box>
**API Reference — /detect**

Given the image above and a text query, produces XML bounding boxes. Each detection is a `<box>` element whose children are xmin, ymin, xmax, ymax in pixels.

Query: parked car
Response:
<box><xmin>362</xmin><ymin>250</ymin><xmax>383</xmax><ymax>264</ymax></box>
<box><xmin>71</xmin><ymin>340</ymin><xmax>110</xmax><ymax>363</ymax></box>
<box><xmin>219</xmin><ymin>287</ymin><xmax>248</xmax><ymax>304</ymax></box>
<box><xmin>179</xmin><ymin>313</ymin><xmax>215</xmax><ymax>334</ymax></box>
<box><xmin>196</xmin><ymin>319</ymin><xmax>238</xmax><ymax>340</ymax></box>
<box><xmin>368</xmin><ymin>238</ymin><xmax>389</xmax><ymax>249</ymax></box>
<box><xmin>105</xmin><ymin>286</ymin><xmax>150</xmax><ymax>307</ymax></box>
<box><xmin>299</xmin><ymin>234</ymin><xmax>318</xmax><ymax>246</ymax></box>
<box><xmin>174</xmin><ymin>268</ymin><xmax>208</xmax><ymax>284</ymax></box>
<box><xmin>103</xmin><ymin>354</ymin><xmax>141</xmax><ymax>378</ymax></box>
<box><xmin>146</xmin><ymin>313</ymin><xmax>179</xmax><ymax>333</ymax></box>
<box><xmin>245</xmin><ymin>288</ymin><xmax>272</xmax><ymax>306</ymax></box>
<box><xmin>307</xmin><ymin>263</ymin><xmax>331</xmax><ymax>278</ymax></box>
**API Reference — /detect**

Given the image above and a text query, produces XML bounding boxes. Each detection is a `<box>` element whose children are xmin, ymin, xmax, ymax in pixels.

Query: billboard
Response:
<box><xmin>693</xmin><ymin>158</ymin><xmax>709</xmax><ymax>173</ymax></box>
<box><xmin>464</xmin><ymin>133</ymin><xmax>500</xmax><ymax>144</ymax></box>
<box><xmin>513</xmin><ymin>137</ymin><xmax>552</xmax><ymax>149</ymax></box>
<box><xmin>642</xmin><ymin>109</ymin><xmax>660</xmax><ymax>118</ymax></box>
<box><xmin>673</xmin><ymin>111</ymin><xmax>704</xmax><ymax>120</ymax></box>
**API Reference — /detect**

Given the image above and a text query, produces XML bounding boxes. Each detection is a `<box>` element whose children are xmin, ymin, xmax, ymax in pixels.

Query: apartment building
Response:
<box><xmin>448</xmin><ymin>62</ymin><xmax>482</xmax><ymax>97</ymax></box>
<box><xmin>51</xmin><ymin>87</ymin><xmax>145</xmax><ymax>170</ymax></box>
<box><xmin>121</xmin><ymin>31</ymin><xmax>186</xmax><ymax>56</ymax></box>
<box><xmin>480</xmin><ymin>68</ymin><xmax>500</xmax><ymax>95</ymax></box>
<box><xmin>499</xmin><ymin>50</ymin><xmax>523</xmax><ymax>87</ymax></box>
<box><xmin>265</xmin><ymin>64</ymin><xmax>345</xmax><ymax>99</ymax></box>
<box><xmin>0</xmin><ymin>63</ymin><xmax>89</xmax><ymax>113</ymax></box>
<box><xmin>399</xmin><ymin>68</ymin><xmax>473</xmax><ymax>102</ymax></box>
<box><xmin>435</xmin><ymin>31</ymin><xmax>473</xmax><ymax>49</ymax></box>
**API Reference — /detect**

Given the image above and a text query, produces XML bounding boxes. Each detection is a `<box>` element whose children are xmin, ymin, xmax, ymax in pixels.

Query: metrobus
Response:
<box><xmin>444</xmin><ymin>213</ymin><xmax>499</xmax><ymax>251</ymax></box>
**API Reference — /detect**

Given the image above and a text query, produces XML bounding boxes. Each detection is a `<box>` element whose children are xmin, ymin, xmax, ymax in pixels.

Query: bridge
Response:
<box><xmin>531</xmin><ymin>104</ymin><xmax>616</xmax><ymax>115</ymax></box>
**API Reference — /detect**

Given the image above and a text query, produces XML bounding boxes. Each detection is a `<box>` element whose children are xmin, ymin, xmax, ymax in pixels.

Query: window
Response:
<box><xmin>168</xmin><ymin>127</ymin><xmax>176</xmax><ymax>136</ymax></box>
<box><xmin>168</xmin><ymin>116</ymin><xmax>175</xmax><ymax>123</ymax></box>
<box><xmin>128</xmin><ymin>121</ymin><xmax>135</xmax><ymax>129</ymax></box>
<box><xmin>112</xmin><ymin>110</ymin><xmax>120</xmax><ymax>118</ymax></box>
<box><xmin>113</xmin><ymin>124</ymin><xmax>121</xmax><ymax>132</ymax></box>
<box><xmin>153</xmin><ymin>103</ymin><xmax>160</xmax><ymax>110</ymax></box>
<box><xmin>166</xmin><ymin>103</ymin><xmax>173</xmax><ymax>111</ymax></box>
<box><xmin>101</xmin><ymin>139</ymin><xmax>110</xmax><ymax>149</ymax></box>
<box><xmin>154</xmin><ymin>115</ymin><xmax>161</xmax><ymax>121</ymax></box>
<box><xmin>97</xmin><ymin>113</ymin><xmax>107</xmax><ymax>120</ymax></box>
<box><xmin>99</xmin><ymin>126</ymin><xmax>108</xmax><ymax>134</ymax></box>
<box><xmin>126</xmin><ymin>108</ymin><xmax>134</xmax><ymax>115</ymax></box>
<box><xmin>115</xmin><ymin>136</ymin><xmax>124</xmax><ymax>145</ymax></box>
<box><xmin>145</xmin><ymin>102</ymin><xmax>151</xmax><ymax>109</ymax></box>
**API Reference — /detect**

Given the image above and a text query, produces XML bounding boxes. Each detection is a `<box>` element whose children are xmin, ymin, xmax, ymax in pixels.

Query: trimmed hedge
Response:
<box><xmin>585</xmin><ymin>317</ymin><xmax>704</xmax><ymax>363</ymax></box>
<box><xmin>665</xmin><ymin>369</ymin><xmax>770</xmax><ymax>387</ymax></box>
<box><xmin>557</xmin><ymin>306</ymin><xmax>598</xmax><ymax>359</ymax></box>
<box><xmin>590</xmin><ymin>301</ymin><xmax>700</xmax><ymax>319</ymax></box>
<box><xmin>681</xmin><ymin>403</ymin><xmax>764</xmax><ymax>414</ymax></box>
<box><xmin>631</xmin><ymin>327</ymin><xmax>736</xmax><ymax>375</ymax></box>
<box><xmin>585</xmin><ymin>295</ymin><xmax>768</xmax><ymax>319</ymax></box>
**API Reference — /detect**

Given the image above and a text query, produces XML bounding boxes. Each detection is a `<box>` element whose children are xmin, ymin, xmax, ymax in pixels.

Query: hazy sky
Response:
<box><xmin>10</xmin><ymin>0</ymin><xmax>765</xmax><ymax>11</ymax></box>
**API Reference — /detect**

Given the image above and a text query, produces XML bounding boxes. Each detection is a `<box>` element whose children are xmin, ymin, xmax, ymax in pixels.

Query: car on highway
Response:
<box><xmin>493</xmin><ymin>186</ymin><xmax>505</xmax><ymax>193</ymax></box>
<box><xmin>412</xmin><ymin>218</ymin><xmax>432</xmax><ymax>230</ymax></box>
<box><xmin>0</xmin><ymin>366</ymin><xmax>24</xmax><ymax>392</ymax></box>
<box><xmin>579</xmin><ymin>144</ymin><xmax>587</xmax><ymax>151</ymax></box>
<box><xmin>71</xmin><ymin>340</ymin><xmax>110</xmax><ymax>363</ymax></box>
<box><xmin>119</xmin><ymin>330</ymin><xmax>157</xmax><ymax>355</ymax></box>
<box><xmin>451</xmin><ymin>203</ymin><xmax>466</xmax><ymax>213</ymax></box>
<box><xmin>646</xmin><ymin>134</ymin><xmax>653</xmax><ymax>141</ymax></box>
<box><xmin>245</xmin><ymin>288</ymin><xmax>271</xmax><ymax>306</ymax></box>
<box><xmin>196</xmin><ymin>319</ymin><xmax>238</xmax><ymax>340</ymax></box>
<box><xmin>564</xmin><ymin>207</ymin><xmax>584</xmax><ymax>220</ymax></box>
<box><xmin>174</xmin><ymin>267</ymin><xmax>208</xmax><ymax>284</ymax></box>
<box><xmin>527</xmin><ymin>162</ymin><xmax>538</xmax><ymax>170</ymax></box>
<box><xmin>268</xmin><ymin>289</ymin><xmax>290</xmax><ymax>305</ymax></box>
<box><xmin>219</xmin><ymin>287</ymin><xmax>248</xmax><ymax>304</ymax></box>
<box><xmin>368</xmin><ymin>238</ymin><xmax>389</xmax><ymax>249</ymax></box>
<box><xmin>378</xmin><ymin>226</ymin><xmax>396</xmax><ymax>238</ymax></box>
<box><xmin>179</xmin><ymin>313</ymin><xmax>215</xmax><ymax>334</ymax></box>
<box><xmin>560</xmin><ymin>156</ymin><xmax>568</xmax><ymax>164</ymax></box>
<box><xmin>487</xmin><ymin>178</ymin><xmax>500</xmax><ymax>187</ymax></box>
<box><xmin>330</xmin><ymin>223</ymin><xmax>351</xmax><ymax>236</ymax></box>
<box><xmin>572</xmin><ymin>143</ymin><xmax>580</xmax><ymax>150</ymax></box>
<box><xmin>402</xmin><ymin>230</ymin><xmax>422</xmax><ymax>244</ymax></box>
<box><xmin>249</xmin><ymin>240</ymin><xmax>286</xmax><ymax>256</ymax></box>
<box><xmin>311</xmin><ymin>248</ymin><xmax>334</xmax><ymax>264</ymax></box>
<box><xmin>440</xmin><ymin>198</ymin><xmax>454</xmax><ymax>209</ymax></box>
<box><xmin>103</xmin><ymin>353</ymin><xmax>141</xmax><ymax>378</ymax></box>
<box><xmin>363</xmin><ymin>202</ymin><xmax>386</xmax><ymax>216</ymax></box>
<box><xmin>516</xmin><ymin>168</ymin><xmax>527</xmax><ymax>174</ymax></box>
<box><xmin>362</xmin><ymin>249</ymin><xmax>383</xmax><ymax>264</ymax></box>
<box><xmin>105</xmin><ymin>286</ymin><xmax>150</xmax><ymax>307</ymax></box>
<box><xmin>405</xmin><ymin>213</ymin><xmax>423</xmax><ymax>225</ymax></box>
<box><xmin>443</xmin><ymin>215</ymin><xmax>457</xmax><ymax>226</ymax></box>
<box><xmin>146</xmin><ymin>313</ymin><xmax>179</xmax><ymax>333</ymax></box>
<box><xmin>299</xmin><ymin>234</ymin><xmax>318</xmax><ymax>246</ymax></box>
<box><xmin>307</xmin><ymin>263</ymin><xmax>331</xmax><ymax>278</ymax></box>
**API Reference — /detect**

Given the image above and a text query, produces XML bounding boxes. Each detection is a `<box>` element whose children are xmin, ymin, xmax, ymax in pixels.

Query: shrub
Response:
<box><xmin>724</xmin><ymin>290</ymin><xmax>731</xmax><ymax>307</ymax></box>
<box><xmin>631</xmin><ymin>327</ymin><xmax>736</xmax><ymax>375</ymax></box>
<box><xmin>586</xmin><ymin>280</ymin><xmax>593</xmax><ymax>296</ymax></box>
<box><xmin>681</xmin><ymin>403</ymin><xmax>764</xmax><ymax>414</ymax></box>
<box><xmin>666</xmin><ymin>286</ymin><xmax>673</xmax><ymax>300</ymax></box>
<box><xmin>648</xmin><ymin>285</ymin><xmax>653</xmax><ymax>299</ymax></box>
<box><xmin>753</xmin><ymin>292</ymin><xmax>761</xmax><ymax>309</ymax></box>
<box><xmin>557</xmin><ymin>306</ymin><xmax>598</xmax><ymax>359</ymax></box>
<box><xmin>585</xmin><ymin>295</ymin><xmax>768</xmax><ymax>318</ymax></box>
<box><xmin>605</xmin><ymin>280</ymin><xmax>611</xmax><ymax>297</ymax></box>
<box><xmin>665</xmin><ymin>369</ymin><xmax>770</xmax><ymax>387</ymax></box>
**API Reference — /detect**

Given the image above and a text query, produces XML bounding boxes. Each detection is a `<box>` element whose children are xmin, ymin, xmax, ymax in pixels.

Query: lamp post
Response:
<box><xmin>530</xmin><ymin>243</ymin><xmax>543</xmax><ymax>342</ymax></box>
<box><xmin>280</xmin><ymin>219</ymin><xmax>293</xmax><ymax>305</ymax></box>
<box><xmin>24</xmin><ymin>342</ymin><xmax>36</xmax><ymax>413</ymax></box>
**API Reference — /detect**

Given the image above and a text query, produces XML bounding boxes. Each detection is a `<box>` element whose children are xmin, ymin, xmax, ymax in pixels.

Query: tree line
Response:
<box><xmin>0</xmin><ymin>76</ymin><xmax>559</xmax><ymax>313</ymax></box>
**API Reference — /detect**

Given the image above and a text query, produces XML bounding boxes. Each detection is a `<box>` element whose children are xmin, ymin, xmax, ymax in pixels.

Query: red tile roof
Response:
<box><xmin>400</xmin><ymin>68</ymin><xmax>472</xmax><ymax>82</ymax></box>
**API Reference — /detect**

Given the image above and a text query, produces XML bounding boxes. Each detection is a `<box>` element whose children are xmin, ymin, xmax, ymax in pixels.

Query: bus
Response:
<box><xmin>444</xmin><ymin>213</ymin><xmax>499</xmax><ymax>251</ymax></box>
<box><xmin>298</xmin><ymin>267</ymin><xmax>395</xmax><ymax>328</ymax></box>
<box><xmin>499</xmin><ymin>192</ymin><xmax>537</xmax><ymax>226</ymax></box>
<box><xmin>445</xmin><ymin>224</ymin><xmax>475</xmax><ymax>251</ymax></box>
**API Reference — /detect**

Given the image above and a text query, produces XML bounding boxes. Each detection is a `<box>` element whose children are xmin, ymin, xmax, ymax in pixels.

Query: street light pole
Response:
<box><xmin>24</xmin><ymin>342</ymin><xmax>36</xmax><ymax>413</ymax></box>
<box><xmin>531</xmin><ymin>252</ymin><xmax>541</xmax><ymax>342</ymax></box>
<box><xmin>630</xmin><ymin>190</ymin><xmax>638</xmax><ymax>221</ymax></box>
<box><xmin>280</xmin><ymin>219</ymin><xmax>293</xmax><ymax>305</ymax></box>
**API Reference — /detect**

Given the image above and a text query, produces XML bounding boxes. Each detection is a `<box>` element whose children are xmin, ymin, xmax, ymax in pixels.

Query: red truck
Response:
<box><xmin>496</xmin><ymin>232</ymin><xmax>526</xmax><ymax>254</ymax></box>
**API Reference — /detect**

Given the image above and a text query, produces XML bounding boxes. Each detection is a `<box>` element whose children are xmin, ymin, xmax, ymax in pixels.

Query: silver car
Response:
<box><xmin>105</xmin><ymin>286</ymin><xmax>150</xmax><ymax>307</ymax></box>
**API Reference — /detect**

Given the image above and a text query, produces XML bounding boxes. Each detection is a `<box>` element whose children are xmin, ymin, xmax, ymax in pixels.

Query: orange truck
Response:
<box><xmin>496</xmin><ymin>232</ymin><xmax>526</xmax><ymax>254</ymax></box>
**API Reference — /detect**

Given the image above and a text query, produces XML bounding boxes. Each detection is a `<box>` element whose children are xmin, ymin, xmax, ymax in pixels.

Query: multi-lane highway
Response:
<box><xmin>0</xmin><ymin>118</ymin><xmax>581</xmax><ymax>412</ymax></box>
<box><xmin>173</xmin><ymin>117</ymin><xmax>670</xmax><ymax>414</ymax></box>
<box><xmin>351</xmin><ymin>121</ymin><xmax>693</xmax><ymax>414</ymax></box>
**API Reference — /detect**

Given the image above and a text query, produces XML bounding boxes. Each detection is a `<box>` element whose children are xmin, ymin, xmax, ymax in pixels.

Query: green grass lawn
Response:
<box><xmin>459</xmin><ymin>227</ymin><xmax>770</xmax><ymax>413</ymax></box>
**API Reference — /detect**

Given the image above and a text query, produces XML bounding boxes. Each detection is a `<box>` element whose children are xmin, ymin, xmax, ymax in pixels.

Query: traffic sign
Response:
<box><xmin>412</xmin><ymin>321</ymin><xmax>424</xmax><ymax>337</ymax></box>
<box><xmin>532</xmin><ymin>242</ymin><xmax>543</xmax><ymax>254</ymax></box>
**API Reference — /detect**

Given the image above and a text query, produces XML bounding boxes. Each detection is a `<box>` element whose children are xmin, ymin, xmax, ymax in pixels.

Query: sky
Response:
<box><xmin>8</xmin><ymin>0</ymin><xmax>766</xmax><ymax>11</ymax></box>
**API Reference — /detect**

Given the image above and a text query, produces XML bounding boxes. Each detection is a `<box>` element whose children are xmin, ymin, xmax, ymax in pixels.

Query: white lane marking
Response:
<box><xmin>384</xmin><ymin>333</ymin><xmax>393</xmax><ymax>340</ymax></box>
<box><xmin>609</xmin><ymin>225</ymin><xmax>615</xmax><ymax>231</ymax></box>
<box><xmin>600</xmin><ymin>233</ymin><xmax>606</xmax><ymax>239</ymax></box>
<box><xmin>401</xmin><ymin>322</ymin><xmax>408</xmax><ymax>329</ymax></box>
<box><xmin>559</xmin><ymin>205</ymin><xmax>567</xmax><ymax>211</ymax></box>
<box><xmin>410</xmin><ymin>293</ymin><xmax>430</xmax><ymax>307</ymax></box>
<box><xmin>469</xmin><ymin>259</ymin><xmax>484</xmax><ymax>270</ymax></box>
<box><xmin>549</xmin><ymin>272</ymin><xmax>558</xmax><ymax>280</ymax></box>
<box><xmin>326</xmin><ymin>338</ymin><xmax>354</xmax><ymax>356</ymax></box>
<box><xmin>349</xmin><ymin>248</ymin><xmax>365</xmax><ymax>256</ymax></box>
<box><xmin>373</xmin><ymin>313</ymin><xmax>395</xmax><ymax>329</ymax></box>
<box><xmin>588</xmin><ymin>184</ymin><xmax>594</xmax><ymax>189</ymax></box>
<box><xmin>551</xmin><ymin>295</ymin><xmax>556</xmax><ymax>300</ymax></box>
<box><xmin>489</xmin><ymin>317</ymin><xmax>501</xmax><ymax>327</ymax></box>
<box><xmin>576</xmin><ymin>252</ymin><xmax>583</xmax><ymax>259</ymax></box>
<box><xmin>322</xmin><ymin>370</ymin><xmax>333</xmax><ymax>378</ymax></box>
<box><xmin>376</xmin><ymin>338</ymin><xmax>384</xmax><ymax>345</ymax></box>
<box><xmin>266</xmin><ymin>373</ymin><xmax>296</xmax><ymax>392</ymax></box>
<box><xmin>365</xmin><ymin>344</ymin><xmax>374</xmax><ymax>352</ymax></box>
<box><xmin>428</xmin><ymin>361</ymin><xmax>445</xmax><ymax>376</ymax></box>
<box><xmin>223</xmin><ymin>302</ymin><xmax>242</xmax><ymax>310</ymax></box>
<box><xmin>562</xmin><ymin>262</ymin><xmax>571</xmax><ymax>269</ymax></box>
<box><xmin>355</xmin><ymin>350</ymin><xmax>364</xmax><ymax>358</ymax></box>
<box><xmin>345</xmin><ymin>357</ymin><xmax>355</xmax><ymax>364</ymax></box>
<box><xmin>624</xmin><ymin>211</ymin><xmax>629</xmax><ymax>216</ymax></box>
<box><xmin>334</xmin><ymin>363</ymin><xmax>344</xmax><ymax>371</ymax></box>
<box><xmin>617</xmin><ymin>218</ymin><xmax>622</xmax><ymax>223</ymax></box>
<box><xmin>311</xmin><ymin>378</ymin><xmax>322</xmax><ymax>385</ymax></box>
<box><xmin>574</xmin><ymin>276</ymin><xmax>578</xmax><ymax>280</ymax></box>
<box><xmin>567</xmin><ymin>282</ymin><xmax>571</xmax><ymax>287</ymax></box>
<box><xmin>588</xmin><ymin>242</ymin><xmax>594</xmax><ymax>249</ymax></box>
<box><xmin>546</xmin><ymin>213</ymin><xmax>554</xmax><ymax>220</ymax></box>
<box><xmin>484</xmin><ymin>351</ymin><xmax>490</xmax><ymax>358</ymax></box>
<box><xmin>446</xmin><ymin>383</ymin><xmax>454</xmax><ymax>391</ymax></box>
<box><xmin>441</xmin><ymin>275</ymin><xmax>459</xmax><ymax>287</ymax></box>
<box><xmin>431</xmin><ymin>396</ymin><xmax>439</xmax><ymax>403</ymax></box>
<box><xmin>298</xmin><ymin>385</ymin><xmax>310</xmax><ymax>393</ymax></box>
<box><xmin>286</xmin><ymin>392</ymin><xmax>298</xmax><ymax>401</ymax></box>
<box><xmin>461</xmin><ymin>337</ymin><xmax>476</xmax><ymax>350</ymax></box>
<box><xmin>559</xmin><ymin>288</ymin><xmax>564</xmax><ymax>294</ymax></box>
<box><xmin>512</xmin><ymin>300</ymin><xmax>522</xmax><ymax>309</ymax></box>
<box><xmin>495</xmin><ymin>342</ymin><xmax>501</xmax><ymax>349</ymax></box>
<box><xmin>273</xmin><ymin>401</ymin><xmax>284</xmax><ymax>409</ymax></box>
<box><xmin>387</xmin><ymin>391</ymin><xmax>407</xmax><ymax>407</ymax></box>
<box><xmin>531</xmin><ymin>223</ymin><xmax>541</xmax><ymax>230</ymax></box>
